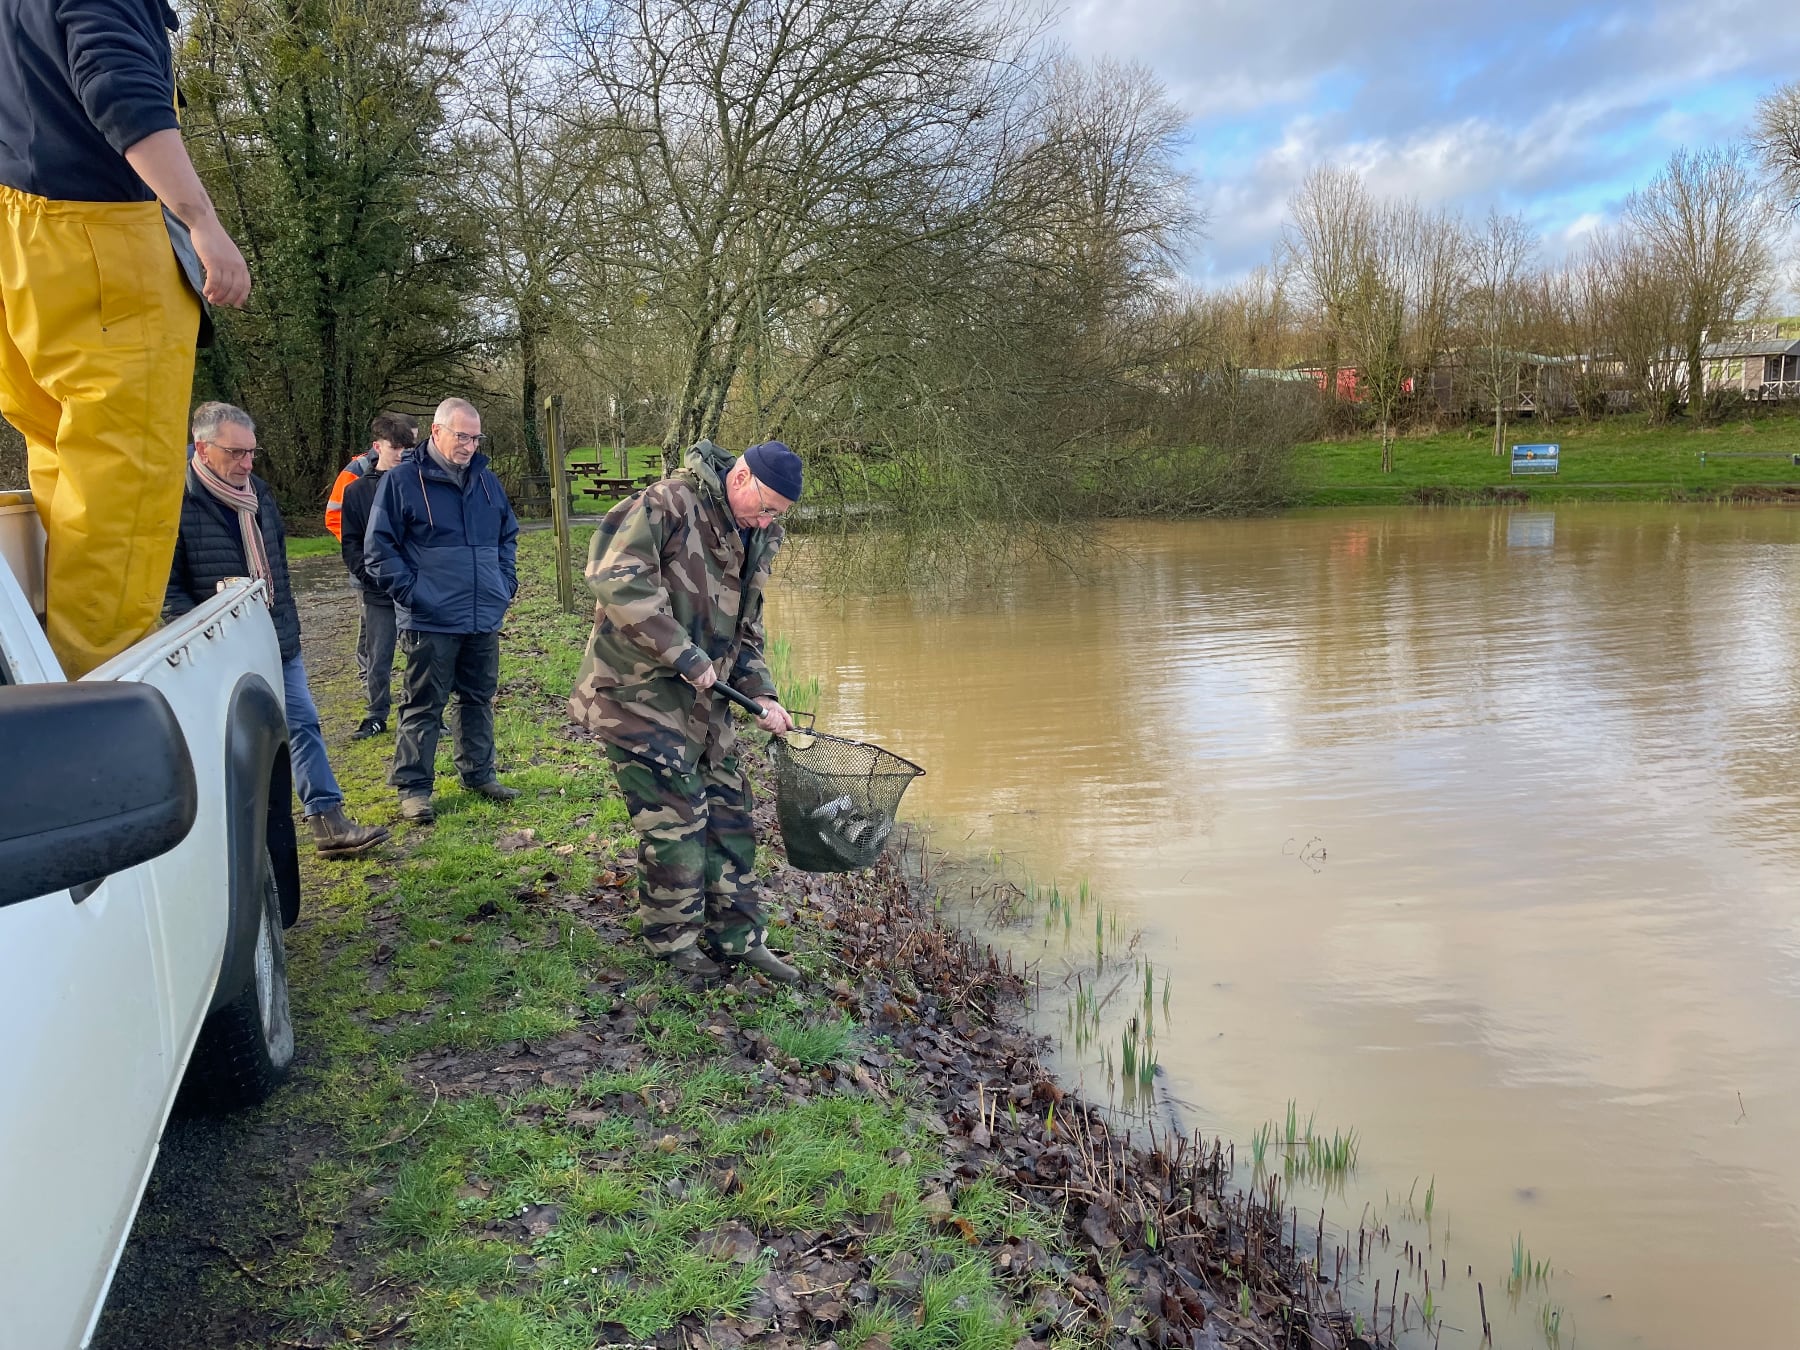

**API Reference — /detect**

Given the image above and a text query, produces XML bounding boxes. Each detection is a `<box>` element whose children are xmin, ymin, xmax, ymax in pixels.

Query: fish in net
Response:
<box><xmin>769</xmin><ymin>724</ymin><xmax>924</xmax><ymax>873</ymax></box>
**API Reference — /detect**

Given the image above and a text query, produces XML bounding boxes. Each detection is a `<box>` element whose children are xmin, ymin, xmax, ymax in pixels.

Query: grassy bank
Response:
<box><xmin>100</xmin><ymin>532</ymin><xmax>1365</xmax><ymax>1350</ymax></box>
<box><xmin>288</xmin><ymin>533</ymin><xmax>342</xmax><ymax>559</ymax></box>
<box><xmin>1295</xmin><ymin>411</ymin><xmax>1800</xmax><ymax>505</ymax></box>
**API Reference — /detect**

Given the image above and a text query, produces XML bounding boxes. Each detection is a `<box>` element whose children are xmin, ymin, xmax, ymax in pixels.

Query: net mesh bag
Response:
<box><xmin>770</xmin><ymin>726</ymin><xmax>924</xmax><ymax>873</ymax></box>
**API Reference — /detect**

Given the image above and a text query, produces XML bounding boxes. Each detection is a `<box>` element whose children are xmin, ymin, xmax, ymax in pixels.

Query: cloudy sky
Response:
<box><xmin>1054</xmin><ymin>0</ymin><xmax>1800</xmax><ymax>288</ymax></box>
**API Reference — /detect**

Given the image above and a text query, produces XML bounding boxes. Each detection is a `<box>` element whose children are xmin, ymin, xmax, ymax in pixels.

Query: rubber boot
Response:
<box><xmin>739</xmin><ymin>942</ymin><xmax>800</xmax><ymax>984</ymax></box>
<box><xmin>667</xmin><ymin>946</ymin><xmax>722</xmax><ymax>977</ymax></box>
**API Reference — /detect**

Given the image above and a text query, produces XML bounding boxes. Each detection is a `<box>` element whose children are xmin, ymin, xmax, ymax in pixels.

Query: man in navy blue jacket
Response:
<box><xmin>364</xmin><ymin>397</ymin><xmax>520</xmax><ymax>822</ymax></box>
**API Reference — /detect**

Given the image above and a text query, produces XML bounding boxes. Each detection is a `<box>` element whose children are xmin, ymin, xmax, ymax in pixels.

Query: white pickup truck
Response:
<box><xmin>0</xmin><ymin>492</ymin><xmax>303</xmax><ymax>1350</ymax></box>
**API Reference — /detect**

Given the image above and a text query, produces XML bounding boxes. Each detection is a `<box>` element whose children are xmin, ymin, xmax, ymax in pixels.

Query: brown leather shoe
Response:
<box><xmin>738</xmin><ymin>942</ymin><xmax>800</xmax><ymax>984</ymax></box>
<box><xmin>308</xmin><ymin>805</ymin><xmax>389</xmax><ymax>858</ymax></box>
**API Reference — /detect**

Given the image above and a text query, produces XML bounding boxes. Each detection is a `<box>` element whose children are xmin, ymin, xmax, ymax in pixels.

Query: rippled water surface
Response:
<box><xmin>767</xmin><ymin>506</ymin><xmax>1800</xmax><ymax>1350</ymax></box>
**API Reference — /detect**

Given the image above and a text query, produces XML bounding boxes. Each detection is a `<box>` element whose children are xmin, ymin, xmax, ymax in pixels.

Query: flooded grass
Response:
<box><xmin>1511</xmin><ymin>1232</ymin><xmax>1554</xmax><ymax>1290</ymax></box>
<box><xmin>763</xmin><ymin>634</ymin><xmax>820</xmax><ymax>716</ymax></box>
<box><xmin>877</xmin><ymin>751</ymin><xmax>1608</xmax><ymax>1350</ymax></box>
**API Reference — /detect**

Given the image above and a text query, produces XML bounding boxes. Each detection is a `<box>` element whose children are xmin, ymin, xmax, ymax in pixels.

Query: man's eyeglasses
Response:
<box><xmin>750</xmin><ymin>477</ymin><xmax>789</xmax><ymax>522</ymax></box>
<box><xmin>446</xmin><ymin>430</ymin><xmax>489</xmax><ymax>450</ymax></box>
<box><xmin>198</xmin><ymin>440</ymin><xmax>257</xmax><ymax>461</ymax></box>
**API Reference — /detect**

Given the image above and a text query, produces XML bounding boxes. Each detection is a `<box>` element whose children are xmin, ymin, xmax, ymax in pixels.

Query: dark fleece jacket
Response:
<box><xmin>164</xmin><ymin>465</ymin><xmax>301</xmax><ymax>662</ymax></box>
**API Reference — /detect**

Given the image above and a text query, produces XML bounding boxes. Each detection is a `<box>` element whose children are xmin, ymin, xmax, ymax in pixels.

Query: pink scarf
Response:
<box><xmin>192</xmin><ymin>457</ymin><xmax>272</xmax><ymax>587</ymax></box>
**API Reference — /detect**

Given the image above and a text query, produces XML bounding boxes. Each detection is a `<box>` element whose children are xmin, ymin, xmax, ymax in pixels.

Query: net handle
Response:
<box><xmin>715</xmin><ymin>679</ymin><xmax>765</xmax><ymax>716</ymax></box>
<box><xmin>718</xmin><ymin>679</ymin><xmax>816</xmax><ymax>740</ymax></box>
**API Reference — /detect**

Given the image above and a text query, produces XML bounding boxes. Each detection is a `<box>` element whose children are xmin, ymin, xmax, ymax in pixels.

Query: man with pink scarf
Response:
<box><xmin>164</xmin><ymin>401</ymin><xmax>387</xmax><ymax>857</ymax></box>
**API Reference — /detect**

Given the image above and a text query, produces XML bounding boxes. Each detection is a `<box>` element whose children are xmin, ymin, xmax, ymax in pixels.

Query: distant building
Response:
<box><xmin>1421</xmin><ymin>351</ymin><xmax>1586</xmax><ymax>416</ymax></box>
<box><xmin>1698</xmin><ymin>337</ymin><xmax>1800</xmax><ymax>400</ymax></box>
<box><xmin>1290</xmin><ymin>365</ymin><xmax>1413</xmax><ymax>402</ymax></box>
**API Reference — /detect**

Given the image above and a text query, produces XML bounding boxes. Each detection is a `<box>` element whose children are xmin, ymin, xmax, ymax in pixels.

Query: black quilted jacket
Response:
<box><xmin>164</xmin><ymin>465</ymin><xmax>302</xmax><ymax>662</ymax></box>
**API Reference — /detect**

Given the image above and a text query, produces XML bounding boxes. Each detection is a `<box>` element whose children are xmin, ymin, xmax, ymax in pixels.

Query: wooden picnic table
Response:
<box><xmin>566</xmin><ymin>461</ymin><xmax>661</xmax><ymax>497</ymax></box>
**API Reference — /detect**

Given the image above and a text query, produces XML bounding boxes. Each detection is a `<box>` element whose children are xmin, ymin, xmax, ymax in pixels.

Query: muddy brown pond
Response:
<box><xmin>768</xmin><ymin>506</ymin><xmax>1800</xmax><ymax>1350</ymax></box>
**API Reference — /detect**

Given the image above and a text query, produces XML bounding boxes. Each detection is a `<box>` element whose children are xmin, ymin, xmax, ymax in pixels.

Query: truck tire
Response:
<box><xmin>184</xmin><ymin>848</ymin><xmax>295</xmax><ymax>1111</ymax></box>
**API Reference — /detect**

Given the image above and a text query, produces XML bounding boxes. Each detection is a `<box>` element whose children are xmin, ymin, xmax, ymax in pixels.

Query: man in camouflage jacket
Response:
<box><xmin>570</xmin><ymin>439</ymin><xmax>802</xmax><ymax>981</ymax></box>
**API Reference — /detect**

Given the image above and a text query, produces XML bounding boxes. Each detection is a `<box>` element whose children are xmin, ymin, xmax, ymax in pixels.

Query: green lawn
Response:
<box><xmin>1296</xmin><ymin>412</ymin><xmax>1800</xmax><ymax>504</ymax></box>
<box><xmin>567</xmin><ymin>443</ymin><xmax>665</xmax><ymax>514</ymax></box>
<box><xmin>287</xmin><ymin>533</ymin><xmax>341</xmax><ymax>559</ymax></box>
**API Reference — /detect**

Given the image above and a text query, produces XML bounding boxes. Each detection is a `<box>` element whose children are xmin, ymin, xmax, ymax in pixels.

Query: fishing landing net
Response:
<box><xmin>769</xmin><ymin>721</ymin><xmax>924</xmax><ymax>873</ymax></box>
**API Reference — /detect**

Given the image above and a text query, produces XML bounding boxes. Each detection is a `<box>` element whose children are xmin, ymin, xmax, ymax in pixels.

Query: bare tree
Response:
<box><xmin>1463</xmin><ymin>210</ymin><xmax>1538</xmax><ymax>454</ymax></box>
<box><xmin>1403</xmin><ymin>205</ymin><xmax>1468</xmax><ymax>418</ymax></box>
<box><xmin>1338</xmin><ymin>201</ymin><xmax>1424</xmax><ymax>474</ymax></box>
<box><xmin>1031</xmin><ymin>58</ymin><xmax>1201</xmax><ymax>307</ymax></box>
<box><xmin>1190</xmin><ymin>267</ymin><xmax>1291</xmax><ymax>371</ymax></box>
<box><xmin>1626</xmin><ymin>145</ymin><xmax>1777</xmax><ymax>410</ymax></box>
<box><xmin>453</xmin><ymin>5</ymin><xmax>614</xmax><ymax>474</ymax></box>
<box><xmin>557</xmin><ymin>0</ymin><xmax>1049</xmax><ymax>461</ymax></box>
<box><xmin>1754</xmin><ymin>80</ymin><xmax>1800</xmax><ymax>213</ymax></box>
<box><xmin>1589</xmin><ymin>227</ymin><xmax>1685</xmax><ymax>422</ymax></box>
<box><xmin>1534</xmin><ymin>255</ymin><xmax>1615</xmax><ymax>421</ymax></box>
<box><xmin>1281</xmin><ymin>166</ymin><xmax>1373</xmax><ymax>403</ymax></box>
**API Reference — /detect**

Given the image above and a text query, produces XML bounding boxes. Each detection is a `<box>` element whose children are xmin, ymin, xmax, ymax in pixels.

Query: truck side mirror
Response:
<box><xmin>0</xmin><ymin>682</ymin><xmax>198</xmax><ymax>908</ymax></box>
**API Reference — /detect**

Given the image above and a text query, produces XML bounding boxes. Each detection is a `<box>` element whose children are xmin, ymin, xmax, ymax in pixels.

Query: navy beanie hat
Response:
<box><xmin>742</xmin><ymin>441</ymin><xmax>803</xmax><ymax>503</ymax></box>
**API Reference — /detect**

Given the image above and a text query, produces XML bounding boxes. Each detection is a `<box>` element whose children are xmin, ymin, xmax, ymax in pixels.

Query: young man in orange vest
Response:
<box><xmin>338</xmin><ymin>412</ymin><xmax>416</xmax><ymax>739</ymax></box>
<box><xmin>325</xmin><ymin>446</ymin><xmax>376</xmax><ymax>541</ymax></box>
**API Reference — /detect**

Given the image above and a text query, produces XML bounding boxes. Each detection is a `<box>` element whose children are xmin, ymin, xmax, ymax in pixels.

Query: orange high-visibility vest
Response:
<box><xmin>324</xmin><ymin>453</ymin><xmax>372</xmax><ymax>539</ymax></box>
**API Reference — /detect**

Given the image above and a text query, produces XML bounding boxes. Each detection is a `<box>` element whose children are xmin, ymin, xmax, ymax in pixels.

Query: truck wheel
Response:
<box><xmin>185</xmin><ymin>848</ymin><xmax>295</xmax><ymax>1111</ymax></box>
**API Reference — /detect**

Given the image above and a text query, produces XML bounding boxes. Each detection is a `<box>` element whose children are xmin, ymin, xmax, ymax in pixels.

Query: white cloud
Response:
<box><xmin>1048</xmin><ymin>0</ymin><xmax>1800</xmax><ymax>288</ymax></box>
<box><xmin>1559</xmin><ymin>211</ymin><xmax>1607</xmax><ymax>243</ymax></box>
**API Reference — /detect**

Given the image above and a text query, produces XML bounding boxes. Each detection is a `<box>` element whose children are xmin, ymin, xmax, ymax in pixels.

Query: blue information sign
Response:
<box><xmin>1510</xmin><ymin>443</ymin><xmax>1560</xmax><ymax>476</ymax></box>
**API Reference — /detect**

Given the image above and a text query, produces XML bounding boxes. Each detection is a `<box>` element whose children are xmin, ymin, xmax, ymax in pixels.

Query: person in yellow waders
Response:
<box><xmin>0</xmin><ymin>0</ymin><xmax>249</xmax><ymax>677</ymax></box>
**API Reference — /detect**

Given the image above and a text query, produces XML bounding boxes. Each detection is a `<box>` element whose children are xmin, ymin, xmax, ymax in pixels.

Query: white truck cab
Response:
<box><xmin>0</xmin><ymin>492</ymin><xmax>302</xmax><ymax>1350</ymax></box>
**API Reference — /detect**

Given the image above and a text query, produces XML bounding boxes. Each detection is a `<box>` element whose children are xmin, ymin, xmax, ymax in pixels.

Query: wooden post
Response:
<box><xmin>615</xmin><ymin>402</ymin><xmax>627</xmax><ymax>479</ymax></box>
<box><xmin>544</xmin><ymin>394</ymin><xmax>576</xmax><ymax>614</ymax></box>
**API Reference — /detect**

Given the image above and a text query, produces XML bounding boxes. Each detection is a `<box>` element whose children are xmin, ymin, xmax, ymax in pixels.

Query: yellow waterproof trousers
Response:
<box><xmin>0</xmin><ymin>184</ymin><xmax>199</xmax><ymax>678</ymax></box>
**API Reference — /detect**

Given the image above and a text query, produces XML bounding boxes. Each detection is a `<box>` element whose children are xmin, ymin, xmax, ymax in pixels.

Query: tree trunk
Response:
<box><xmin>1381</xmin><ymin>418</ymin><xmax>1393</xmax><ymax>474</ymax></box>
<box><xmin>519</xmin><ymin>318</ymin><xmax>542</xmax><ymax>473</ymax></box>
<box><xmin>1493</xmin><ymin>404</ymin><xmax>1505</xmax><ymax>457</ymax></box>
<box><xmin>1687</xmin><ymin>341</ymin><xmax>1705</xmax><ymax>417</ymax></box>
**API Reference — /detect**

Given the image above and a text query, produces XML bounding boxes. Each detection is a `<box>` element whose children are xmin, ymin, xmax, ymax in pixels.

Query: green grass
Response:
<box><xmin>1295</xmin><ymin>409</ymin><xmax>1800</xmax><ymax>504</ymax></box>
<box><xmin>1247</xmin><ymin>1101</ymin><xmax>1358</xmax><ymax>1184</ymax></box>
<box><xmin>286</xmin><ymin>533</ymin><xmax>341</xmax><ymax>559</ymax></box>
<box><xmin>567</xmin><ymin>443</ymin><xmax>666</xmax><ymax>514</ymax></box>
<box><xmin>764</xmin><ymin>634</ymin><xmax>821</xmax><ymax>716</ymax></box>
<box><xmin>762</xmin><ymin>1011</ymin><xmax>856</xmax><ymax>1067</ymax></box>
<box><xmin>1510</xmin><ymin>1233</ymin><xmax>1553</xmax><ymax>1290</ymax></box>
<box><xmin>222</xmin><ymin>530</ymin><xmax>1059</xmax><ymax>1349</ymax></box>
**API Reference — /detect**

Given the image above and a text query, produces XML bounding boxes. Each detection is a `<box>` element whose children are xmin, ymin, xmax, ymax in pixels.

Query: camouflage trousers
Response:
<box><xmin>603</xmin><ymin>746</ymin><xmax>765</xmax><ymax>957</ymax></box>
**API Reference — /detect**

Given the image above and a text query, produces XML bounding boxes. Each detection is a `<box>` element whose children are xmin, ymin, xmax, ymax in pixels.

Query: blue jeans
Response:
<box><xmin>282</xmin><ymin>653</ymin><xmax>343</xmax><ymax>815</ymax></box>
